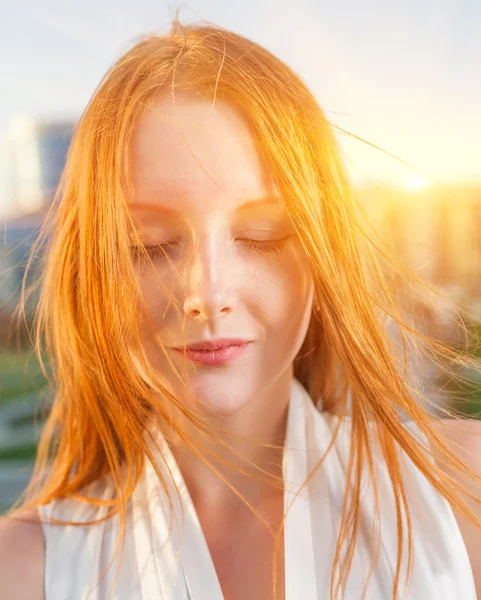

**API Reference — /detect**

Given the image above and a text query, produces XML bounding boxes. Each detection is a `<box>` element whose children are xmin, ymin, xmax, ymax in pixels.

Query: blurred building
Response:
<box><xmin>0</xmin><ymin>215</ymin><xmax>45</xmax><ymax>326</ymax></box>
<box><xmin>1</xmin><ymin>117</ymin><xmax>74</xmax><ymax>326</ymax></box>
<box><xmin>6</xmin><ymin>117</ymin><xmax>75</xmax><ymax>217</ymax></box>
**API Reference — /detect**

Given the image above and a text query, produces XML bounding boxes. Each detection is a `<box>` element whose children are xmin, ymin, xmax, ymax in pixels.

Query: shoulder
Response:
<box><xmin>0</xmin><ymin>508</ymin><xmax>45</xmax><ymax>600</ymax></box>
<box><xmin>430</xmin><ymin>418</ymin><xmax>481</xmax><ymax>595</ymax></box>
<box><xmin>430</xmin><ymin>416</ymin><xmax>481</xmax><ymax>450</ymax></box>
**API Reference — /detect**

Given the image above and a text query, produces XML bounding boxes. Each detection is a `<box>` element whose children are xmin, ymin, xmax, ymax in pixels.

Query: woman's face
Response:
<box><xmin>129</xmin><ymin>93</ymin><xmax>314</xmax><ymax>416</ymax></box>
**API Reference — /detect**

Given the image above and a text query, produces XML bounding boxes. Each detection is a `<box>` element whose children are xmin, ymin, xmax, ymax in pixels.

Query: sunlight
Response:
<box><xmin>401</xmin><ymin>173</ymin><xmax>433</xmax><ymax>192</ymax></box>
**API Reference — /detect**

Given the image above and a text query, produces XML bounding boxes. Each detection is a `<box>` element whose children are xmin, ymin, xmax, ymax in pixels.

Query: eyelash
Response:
<box><xmin>237</xmin><ymin>236</ymin><xmax>293</xmax><ymax>255</ymax></box>
<box><xmin>130</xmin><ymin>242</ymin><xmax>177</xmax><ymax>261</ymax></box>
<box><xmin>131</xmin><ymin>235</ymin><xmax>294</xmax><ymax>261</ymax></box>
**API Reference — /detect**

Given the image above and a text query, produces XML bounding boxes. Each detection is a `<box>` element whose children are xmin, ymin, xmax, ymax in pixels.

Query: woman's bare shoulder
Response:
<box><xmin>430</xmin><ymin>418</ymin><xmax>481</xmax><ymax>597</ymax></box>
<box><xmin>0</xmin><ymin>508</ymin><xmax>45</xmax><ymax>600</ymax></box>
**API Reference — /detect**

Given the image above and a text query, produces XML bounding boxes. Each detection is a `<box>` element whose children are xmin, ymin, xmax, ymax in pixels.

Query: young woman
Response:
<box><xmin>1</xmin><ymin>19</ymin><xmax>480</xmax><ymax>600</ymax></box>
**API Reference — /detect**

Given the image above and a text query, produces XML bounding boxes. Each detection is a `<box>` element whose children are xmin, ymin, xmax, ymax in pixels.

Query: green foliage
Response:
<box><xmin>0</xmin><ymin>443</ymin><xmax>37</xmax><ymax>461</ymax></box>
<box><xmin>0</xmin><ymin>349</ymin><xmax>50</xmax><ymax>405</ymax></box>
<box><xmin>435</xmin><ymin>320</ymin><xmax>481</xmax><ymax>419</ymax></box>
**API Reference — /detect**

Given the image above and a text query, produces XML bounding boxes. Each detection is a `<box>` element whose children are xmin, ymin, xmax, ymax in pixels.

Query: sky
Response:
<box><xmin>1</xmin><ymin>0</ymin><xmax>481</xmax><ymax>218</ymax></box>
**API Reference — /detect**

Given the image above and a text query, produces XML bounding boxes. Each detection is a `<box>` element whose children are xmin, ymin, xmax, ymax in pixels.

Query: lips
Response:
<box><xmin>170</xmin><ymin>339</ymin><xmax>252</xmax><ymax>366</ymax></box>
<box><xmin>176</xmin><ymin>339</ymin><xmax>250</xmax><ymax>352</ymax></box>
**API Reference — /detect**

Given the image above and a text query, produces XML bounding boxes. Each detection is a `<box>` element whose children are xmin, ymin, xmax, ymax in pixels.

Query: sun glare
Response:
<box><xmin>401</xmin><ymin>173</ymin><xmax>433</xmax><ymax>192</ymax></box>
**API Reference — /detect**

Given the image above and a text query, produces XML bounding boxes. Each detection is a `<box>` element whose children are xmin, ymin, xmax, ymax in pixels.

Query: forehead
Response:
<box><xmin>128</xmin><ymin>93</ymin><xmax>280</xmax><ymax>216</ymax></box>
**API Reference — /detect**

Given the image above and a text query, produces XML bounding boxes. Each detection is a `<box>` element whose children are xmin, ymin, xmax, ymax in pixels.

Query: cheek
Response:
<box><xmin>248</xmin><ymin>250</ymin><xmax>313</xmax><ymax>340</ymax></box>
<box><xmin>134</xmin><ymin>267</ymin><xmax>174</xmax><ymax>336</ymax></box>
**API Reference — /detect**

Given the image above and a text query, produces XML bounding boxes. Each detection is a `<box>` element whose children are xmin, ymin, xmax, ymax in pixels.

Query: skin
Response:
<box><xmin>128</xmin><ymin>92</ymin><xmax>315</xmax><ymax>598</ymax></box>
<box><xmin>430</xmin><ymin>419</ymin><xmax>481</xmax><ymax>597</ymax></box>
<box><xmin>129</xmin><ymin>92</ymin><xmax>314</xmax><ymax>516</ymax></box>
<box><xmin>0</xmin><ymin>94</ymin><xmax>480</xmax><ymax>599</ymax></box>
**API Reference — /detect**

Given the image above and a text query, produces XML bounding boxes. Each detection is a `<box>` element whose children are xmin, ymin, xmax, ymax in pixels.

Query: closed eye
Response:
<box><xmin>130</xmin><ymin>233</ymin><xmax>296</xmax><ymax>262</ymax></box>
<box><xmin>130</xmin><ymin>241</ymin><xmax>179</xmax><ymax>261</ymax></box>
<box><xmin>236</xmin><ymin>234</ymin><xmax>295</xmax><ymax>255</ymax></box>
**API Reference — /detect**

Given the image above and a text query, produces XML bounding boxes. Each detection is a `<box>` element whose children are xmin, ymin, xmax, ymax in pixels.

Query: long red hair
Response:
<box><xmin>4</xmin><ymin>17</ymin><xmax>481</xmax><ymax>600</ymax></box>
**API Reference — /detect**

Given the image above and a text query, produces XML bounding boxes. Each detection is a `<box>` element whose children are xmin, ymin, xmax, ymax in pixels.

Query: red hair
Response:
<box><xmin>4</xmin><ymin>17</ymin><xmax>481</xmax><ymax>599</ymax></box>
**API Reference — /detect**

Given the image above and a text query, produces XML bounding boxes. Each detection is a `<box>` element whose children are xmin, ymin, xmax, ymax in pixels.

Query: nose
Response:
<box><xmin>182</xmin><ymin>239</ymin><xmax>236</xmax><ymax>321</ymax></box>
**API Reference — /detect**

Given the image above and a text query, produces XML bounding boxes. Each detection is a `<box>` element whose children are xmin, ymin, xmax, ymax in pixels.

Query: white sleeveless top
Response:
<box><xmin>38</xmin><ymin>378</ymin><xmax>476</xmax><ymax>599</ymax></box>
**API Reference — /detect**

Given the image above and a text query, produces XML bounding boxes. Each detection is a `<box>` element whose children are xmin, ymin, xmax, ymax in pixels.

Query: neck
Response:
<box><xmin>157</xmin><ymin>369</ymin><xmax>293</xmax><ymax>513</ymax></box>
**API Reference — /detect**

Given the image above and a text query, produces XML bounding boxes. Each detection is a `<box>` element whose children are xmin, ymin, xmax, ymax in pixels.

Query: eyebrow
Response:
<box><xmin>129</xmin><ymin>196</ymin><xmax>284</xmax><ymax>215</ymax></box>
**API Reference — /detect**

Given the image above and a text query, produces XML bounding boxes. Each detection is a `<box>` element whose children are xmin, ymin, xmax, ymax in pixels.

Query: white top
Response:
<box><xmin>38</xmin><ymin>378</ymin><xmax>476</xmax><ymax>599</ymax></box>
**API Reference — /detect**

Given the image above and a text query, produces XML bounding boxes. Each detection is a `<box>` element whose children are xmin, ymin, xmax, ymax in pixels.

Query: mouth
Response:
<box><xmin>170</xmin><ymin>339</ymin><xmax>253</xmax><ymax>366</ymax></box>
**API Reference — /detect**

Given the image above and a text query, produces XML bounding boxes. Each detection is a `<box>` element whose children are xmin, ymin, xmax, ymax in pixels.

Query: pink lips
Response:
<box><xmin>171</xmin><ymin>339</ymin><xmax>252</xmax><ymax>366</ymax></box>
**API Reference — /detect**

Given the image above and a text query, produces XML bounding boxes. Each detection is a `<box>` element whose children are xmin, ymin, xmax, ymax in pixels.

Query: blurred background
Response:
<box><xmin>1</xmin><ymin>0</ymin><xmax>481</xmax><ymax>512</ymax></box>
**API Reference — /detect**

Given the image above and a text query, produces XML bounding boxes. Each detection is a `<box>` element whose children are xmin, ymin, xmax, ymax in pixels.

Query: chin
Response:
<box><xmin>181</xmin><ymin>371</ymin><xmax>258</xmax><ymax>418</ymax></box>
